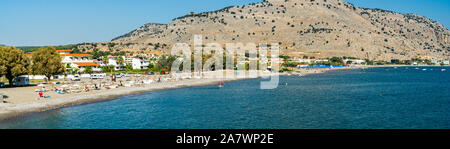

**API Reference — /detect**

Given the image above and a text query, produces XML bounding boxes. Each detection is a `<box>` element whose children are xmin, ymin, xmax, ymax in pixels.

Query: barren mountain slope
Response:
<box><xmin>82</xmin><ymin>0</ymin><xmax>450</xmax><ymax>61</ymax></box>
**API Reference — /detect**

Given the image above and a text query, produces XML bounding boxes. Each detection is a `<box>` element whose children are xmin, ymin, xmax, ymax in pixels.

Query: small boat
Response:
<box><xmin>415</xmin><ymin>68</ymin><xmax>419</xmax><ymax>70</ymax></box>
<box><xmin>422</xmin><ymin>69</ymin><xmax>427</xmax><ymax>71</ymax></box>
<box><xmin>442</xmin><ymin>69</ymin><xmax>446</xmax><ymax>72</ymax></box>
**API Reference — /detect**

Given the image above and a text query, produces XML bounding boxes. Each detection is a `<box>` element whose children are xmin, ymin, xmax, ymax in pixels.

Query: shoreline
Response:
<box><xmin>0</xmin><ymin>76</ymin><xmax>253</xmax><ymax>122</ymax></box>
<box><xmin>1</xmin><ymin>70</ymin><xmax>299</xmax><ymax>122</ymax></box>
<box><xmin>0</xmin><ymin>65</ymin><xmax>445</xmax><ymax>122</ymax></box>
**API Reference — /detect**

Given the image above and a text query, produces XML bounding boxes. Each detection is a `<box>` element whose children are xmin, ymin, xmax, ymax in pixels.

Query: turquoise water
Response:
<box><xmin>0</xmin><ymin>67</ymin><xmax>449</xmax><ymax>129</ymax></box>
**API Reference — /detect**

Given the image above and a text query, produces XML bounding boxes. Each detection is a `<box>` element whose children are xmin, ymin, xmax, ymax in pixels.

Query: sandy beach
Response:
<box><xmin>0</xmin><ymin>68</ymin><xmax>352</xmax><ymax>122</ymax></box>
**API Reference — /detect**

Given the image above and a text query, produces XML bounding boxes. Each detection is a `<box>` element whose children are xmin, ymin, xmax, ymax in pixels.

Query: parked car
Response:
<box><xmin>91</xmin><ymin>73</ymin><xmax>106</xmax><ymax>79</ymax></box>
<box><xmin>13</xmin><ymin>77</ymin><xmax>30</xmax><ymax>86</ymax></box>
<box><xmin>116</xmin><ymin>73</ymin><xmax>125</xmax><ymax>78</ymax></box>
<box><xmin>71</xmin><ymin>75</ymin><xmax>81</xmax><ymax>81</ymax></box>
<box><xmin>145</xmin><ymin>72</ymin><xmax>155</xmax><ymax>75</ymax></box>
<box><xmin>0</xmin><ymin>82</ymin><xmax>5</xmax><ymax>88</ymax></box>
<box><xmin>134</xmin><ymin>74</ymin><xmax>142</xmax><ymax>77</ymax></box>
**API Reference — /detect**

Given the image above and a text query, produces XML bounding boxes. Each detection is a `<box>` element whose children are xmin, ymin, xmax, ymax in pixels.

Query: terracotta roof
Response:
<box><xmin>60</xmin><ymin>54</ymin><xmax>92</xmax><ymax>57</ymax></box>
<box><xmin>73</xmin><ymin>62</ymin><xmax>99</xmax><ymax>67</ymax></box>
<box><xmin>56</xmin><ymin>49</ymin><xmax>72</xmax><ymax>52</ymax></box>
<box><xmin>25</xmin><ymin>54</ymin><xmax>32</xmax><ymax>57</ymax></box>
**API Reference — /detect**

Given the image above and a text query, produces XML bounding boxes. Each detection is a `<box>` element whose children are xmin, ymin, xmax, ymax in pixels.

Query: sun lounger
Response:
<box><xmin>143</xmin><ymin>80</ymin><xmax>153</xmax><ymax>84</ymax></box>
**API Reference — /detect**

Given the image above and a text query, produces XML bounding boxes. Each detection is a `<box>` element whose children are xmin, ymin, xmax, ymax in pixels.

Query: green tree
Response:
<box><xmin>117</xmin><ymin>56</ymin><xmax>124</xmax><ymax>66</ymax></box>
<box><xmin>72</xmin><ymin>68</ymin><xmax>80</xmax><ymax>75</ymax></box>
<box><xmin>0</xmin><ymin>46</ymin><xmax>31</xmax><ymax>86</ymax></box>
<box><xmin>102</xmin><ymin>56</ymin><xmax>109</xmax><ymax>65</ymax></box>
<box><xmin>156</xmin><ymin>55</ymin><xmax>177</xmax><ymax>72</ymax></box>
<box><xmin>101</xmin><ymin>65</ymin><xmax>114</xmax><ymax>73</ymax></box>
<box><xmin>329</xmin><ymin>57</ymin><xmax>344</xmax><ymax>65</ymax></box>
<box><xmin>125</xmin><ymin>64</ymin><xmax>133</xmax><ymax>72</ymax></box>
<box><xmin>84</xmin><ymin>66</ymin><xmax>93</xmax><ymax>74</ymax></box>
<box><xmin>92</xmin><ymin>49</ymin><xmax>101</xmax><ymax>59</ymax></box>
<box><xmin>72</xmin><ymin>49</ymin><xmax>82</xmax><ymax>53</ymax></box>
<box><xmin>31</xmin><ymin>47</ymin><xmax>65</xmax><ymax>82</ymax></box>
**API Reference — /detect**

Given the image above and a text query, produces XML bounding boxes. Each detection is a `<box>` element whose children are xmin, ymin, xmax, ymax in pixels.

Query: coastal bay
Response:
<box><xmin>0</xmin><ymin>66</ymin><xmax>448</xmax><ymax>129</ymax></box>
<box><xmin>0</xmin><ymin>69</ymin><xmax>332</xmax><ymax>122</ymax></box>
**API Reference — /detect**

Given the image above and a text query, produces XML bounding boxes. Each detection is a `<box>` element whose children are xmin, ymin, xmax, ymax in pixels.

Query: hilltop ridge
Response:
<box><xmin>80</xmin><ymin>0</ymin><xmax>449</xmax><ymax>61</ymax></box>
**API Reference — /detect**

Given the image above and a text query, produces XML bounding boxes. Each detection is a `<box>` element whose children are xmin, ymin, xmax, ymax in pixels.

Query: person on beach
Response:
<box><xmin>112</xmin><ymin>74</ymin><xmax>116</xmax><ymax>82</ymax></box>
<box><xmin>38</xmin><ymin>91</ymin><xmax>50</xmax><ymax>99</ymax></box>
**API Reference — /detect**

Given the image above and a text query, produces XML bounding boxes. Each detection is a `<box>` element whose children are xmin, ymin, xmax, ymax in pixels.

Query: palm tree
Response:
<box><xmin>72</xmin><ymin>68</ymin><xmax>79</xmax><ymax>75</ymax></box>
<box><xmin>84</xmin><ymin>66</ymin><xmax>93</xmax><ymax>74</ymax></box>
<box><xmin>102</xmin><ymin>56</ymin><xmax>109</xmax><ymax>65</ymax></box>
<box><xmin>118</xmin><ymin>56</ymin><xmax>124</xmax><ymax>66</ymax></box>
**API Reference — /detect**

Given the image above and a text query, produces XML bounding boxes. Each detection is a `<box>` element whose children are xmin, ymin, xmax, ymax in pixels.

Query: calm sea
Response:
<box><xmin>0</xmin><ymin>67</ymin><xmax>449</xmax><ymax>129</ymax></box>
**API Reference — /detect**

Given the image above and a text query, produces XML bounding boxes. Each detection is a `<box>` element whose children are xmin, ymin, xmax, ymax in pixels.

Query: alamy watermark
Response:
<box><xmin>170</xmin><ymin>35</ymin><xmax>280</xmax><ymax>89</ymax></box>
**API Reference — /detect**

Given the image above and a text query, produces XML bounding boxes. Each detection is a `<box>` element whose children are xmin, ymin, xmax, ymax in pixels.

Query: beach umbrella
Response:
<box><xmin>37</xmin><ymin>84</ymin><xmax>46</xmax><ymax>87</ymax></box>
<box><xmin>61</xmin><ymin>85</ymin><xmax>69</xmax><ymax>88</ymax></box>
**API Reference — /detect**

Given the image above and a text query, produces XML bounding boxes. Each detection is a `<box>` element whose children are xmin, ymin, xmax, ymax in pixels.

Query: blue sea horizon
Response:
<box><xmin>0</xmin><ymin>67</ymin><xmax>449</xmax><ymax>129</ymax></box>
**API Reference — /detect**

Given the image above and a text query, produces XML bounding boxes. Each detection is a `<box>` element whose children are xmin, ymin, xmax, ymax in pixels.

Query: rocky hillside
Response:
<box><xmin>79</xmin><ymin>0</ymin><xmax>450</xmax><ymax>61</ymax></box>
<box><xmin>111</xmin><ymin>23</ymin><xmax>167</xmax><ymax>42</ymax></box>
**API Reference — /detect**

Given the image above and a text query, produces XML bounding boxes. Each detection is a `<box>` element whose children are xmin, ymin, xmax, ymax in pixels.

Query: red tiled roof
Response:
<box><xmin>25</xmin><ymin>54</ymin><xmax>32</xmax><ymax>57</ymax></box>
<box><xmin>60</xmin><ymin>54</ymin><xmax>92</xmax><ymax>57</ymax></box>
<box><xmin>73</xmin><ymin>62</ymin><xmax>99</xmax><ymax>67</ymax></box>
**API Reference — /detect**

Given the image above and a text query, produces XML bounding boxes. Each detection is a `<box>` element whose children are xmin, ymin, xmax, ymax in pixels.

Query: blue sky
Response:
<box><xmin>0</xmin><ymin>0</ymin><xmax>449</xmax><ymax>46</ymax></box>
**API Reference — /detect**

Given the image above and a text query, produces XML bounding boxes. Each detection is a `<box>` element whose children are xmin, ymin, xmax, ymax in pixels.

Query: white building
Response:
<box><xmin>107</xmin><ymin>58</ymin><xmax>125</xmax><ymax>71</ymax></box>
<box><xmin>132</xmin><ymin>58</ymin><xmax>150</xmax><ymax>70</ymax></box>
<box><xmin>26</xmin><ymin>49</ymin><xmax>101</xmax><ymax>73</ymax></box>
<box><xmin>58</xmin><ymin>50</ymin><xmax>101</xmax><ymax>72</ymax></box>
<box><xmin>93</xmin><ymin>59</ymin><xmax>105</xmax><ymax>67</ymax></box>
<box><xmin>296</xmin><ymin>59</ymin><xmax>314</xmax><ymax>64</ymax></box>
<box><xmin>443</xmin><ymin>60</ymin><xmax>450</xmax><ymax>65</ymax></box>
<box><xmin>344</xmin><ymin>59</ymin><xmax>365</xmax><ymax>65</ymax></box>
<box><xmin>314</xmin><ymin>59</ymin><xmax>329</xmax><ymax>63</ymax></box>
<box><xmin>431</xmin><ymin>59</ymin><xmax>439</xmax><ymax>65</ymax></box>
